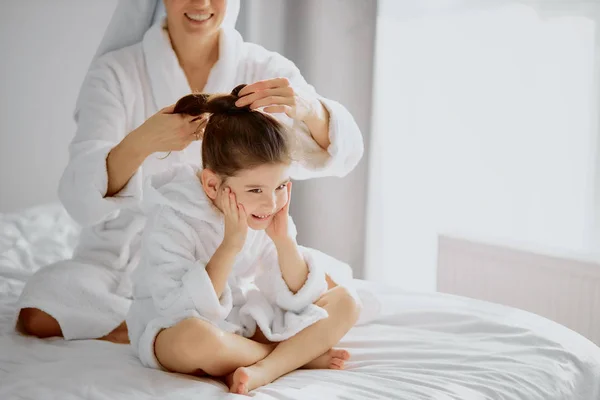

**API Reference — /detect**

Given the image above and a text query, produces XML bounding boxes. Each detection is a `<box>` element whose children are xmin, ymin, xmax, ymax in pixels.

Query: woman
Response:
<box><xmin>16</xmin><ymin>0</ymin><xmax>363</xmax><ymax>344</ymax></box>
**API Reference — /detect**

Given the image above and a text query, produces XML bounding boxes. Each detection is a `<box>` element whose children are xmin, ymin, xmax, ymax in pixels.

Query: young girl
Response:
<box><xmin>126</xmin><ymin>84</ymin><xmax>361</xmax><ymax>394</ymax></box>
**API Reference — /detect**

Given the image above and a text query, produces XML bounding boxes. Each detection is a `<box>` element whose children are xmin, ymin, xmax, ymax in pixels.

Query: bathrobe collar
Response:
<box><xmin>142</xmin><ymin>18</ymin><xmax>245</xmax><ymax>110</ymax></box>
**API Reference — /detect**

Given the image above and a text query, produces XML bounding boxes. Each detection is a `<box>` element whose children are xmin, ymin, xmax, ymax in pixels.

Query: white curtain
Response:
<box><xmin>366</xmin><ymin>0</ymin><xmax>600</xmax><ymax>291</ymax></box>
<box><xmin>237</xmin><ymin>0</ymin><xmax>377</xmax><ymax>277</ymax></box>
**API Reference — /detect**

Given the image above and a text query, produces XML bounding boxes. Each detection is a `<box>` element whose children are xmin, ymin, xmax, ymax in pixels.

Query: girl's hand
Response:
<box><xmin>221</xmin><ymin>187</ymin><xmax>248</xmax><ymax>252</ymax></box>
<box><xmin>133</xmin><ymin>104</ymin><xmax>207</xmax><ymax>156</ymax></box>
<box><xmin>266</xmin><ymin>182</ymin><xmax>293</xmax><ymax>243</ymax></box>
<box><xmin>235</xmin><ymin>78</ymin><xmax>322</xmax><ymax>122</ymax></box>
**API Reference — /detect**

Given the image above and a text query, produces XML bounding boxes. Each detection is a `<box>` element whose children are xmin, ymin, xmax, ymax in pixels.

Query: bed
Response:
<box><xmin>1</xmin><ymin>204</ymin><xmax>599</xmax><ymax>399</ymax></box>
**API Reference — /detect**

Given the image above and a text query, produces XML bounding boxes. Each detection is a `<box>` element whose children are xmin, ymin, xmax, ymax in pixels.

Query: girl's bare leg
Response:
<box><xmin>228</xmin><ymin>286</ymin><xmax>359</xmax><ymax>394</ymax></box>
<box><xmin>155</xmin><ymin>316</ymin><xmax>350</xmax><ymax>379</ymax></box>
<box><xmin>154</xmin><ymin>318</ymin><xmax>277</xmax><ymax>377</ymax></box>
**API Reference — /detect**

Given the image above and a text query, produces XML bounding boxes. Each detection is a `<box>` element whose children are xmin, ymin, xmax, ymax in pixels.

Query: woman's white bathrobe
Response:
<box><xmin>15</xmin><ymin>20</ymin><xmax>364</xmax><ymax>340</ymax></box>
<box><xmin>127</xmin><ymin>165</ymin><xmax>353</xmax><ymax>369</ymax></box>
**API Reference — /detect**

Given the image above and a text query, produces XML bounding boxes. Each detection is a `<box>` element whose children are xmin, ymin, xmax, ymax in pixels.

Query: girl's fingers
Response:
<box><xmin>221</xmin><ymin>187</ymin><xmax>230</xmax><ymax>216</ymax></box>
<box><xmin>238</xmin><ymin>203</ymin><xmax>248</xmax><ymax>225</ymax></box>
<box><xmin>229</xmin><ymin>192</ymin><xmax>239</xmax><ymax>219</ymax></box>
<box><xmin>283</xmin><ymin>181</ymin><xmax>293</xmax><ymax>212</ymax></box>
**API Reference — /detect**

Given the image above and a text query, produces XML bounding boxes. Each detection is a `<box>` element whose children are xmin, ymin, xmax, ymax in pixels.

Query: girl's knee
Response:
<box><xmin>175</xmin><ymin>318</ymin><xmax>223</xmax><ymax>353</ymax></box>
<box><xmin>156</xmin><ymin>318</ymin><xmax>224</xmax><ymax>372</ymax></box>
<box><xmin>328</xmin><ymin>287</ymin><xmax>361</xmax><ymax>324</ymax></box>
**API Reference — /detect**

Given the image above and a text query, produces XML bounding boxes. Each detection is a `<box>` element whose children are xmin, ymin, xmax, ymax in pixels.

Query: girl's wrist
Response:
<box><xmin>273</xmin><ymin>236</ymin><xmax>296</xmax><ymax>251</ymax></box>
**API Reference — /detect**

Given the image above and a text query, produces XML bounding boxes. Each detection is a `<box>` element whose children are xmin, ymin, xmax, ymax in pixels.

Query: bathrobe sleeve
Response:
<box><xmin>58</xmin><ymin>55</ymin><xmax>143</xmax><ymax>226</ymax></box>
<box><xmin>254</xmin><ymin>217</ymin><xmax>328</xmax><ymax>313</ymax></box>
<box><xmin>143</xmin><ymin>206</ymin><xmax>232</xmax><ymax>322</ymax></box>
<box><xmin>246</xmin><ymin>47</ymin><xmax>364</xmax><ymax>179</ymax></box>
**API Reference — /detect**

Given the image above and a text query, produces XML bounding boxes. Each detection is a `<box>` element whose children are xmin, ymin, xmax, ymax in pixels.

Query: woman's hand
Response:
<box><xmin>132</xmin><ymin>105</ymin><xmax>207</xmax><ymax>157</ymax></box>
<box><xmin>266</xmin><ymin>182</ymin><xmax>293</xmax><ymax>243</ymax></box>
<box><xmin>236</xmin><ymin>79</ymin><xmax>331</xmax><ymax>149</ymax></box>
<box><xmin>235</xmin><ymin>78</ymin><xmax>322</xmax><ymax>122</ymax></box>
<box><xmin>221</xmin><ymin>187</ymin><xmax>248</xmax><ymax>253</ymax></box>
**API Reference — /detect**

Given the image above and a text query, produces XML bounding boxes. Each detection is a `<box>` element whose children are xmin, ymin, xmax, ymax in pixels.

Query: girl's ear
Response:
<box><xmin>200</xmin><ymin>169</ymin><xmax>222</xmax><ymax>200</ymax></box>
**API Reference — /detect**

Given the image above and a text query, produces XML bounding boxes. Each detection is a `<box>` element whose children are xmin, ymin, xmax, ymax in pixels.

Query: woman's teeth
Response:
<box><xmin>252</xmin><ymin>214</ymin><xmax>271</xmax><ymax>220</ymax></box>
<box><xmin>185</xmin><ymin>13</ymin><xmax>212</xmax><ymax>22</ymax></box>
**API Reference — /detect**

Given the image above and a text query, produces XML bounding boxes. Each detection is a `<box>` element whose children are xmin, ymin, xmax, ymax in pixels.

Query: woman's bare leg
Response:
<box><xmin>18</xmin><ymin>308</ymin><xmax>62</xmax><ymax>338</ymax></box>
<box><xmin>99</xmin><ymin>321</ymin><xmax>130</xmax><ymax>344</ymax></box>
<box><xmin>18</xmin><ymin>308</ymin><xmax>129</xmax><ymax>344</ymax></box>
<box><xmin>228</xmin><ymin>286</ymin><xmax>360</xmax><ymax>394</ymax></box>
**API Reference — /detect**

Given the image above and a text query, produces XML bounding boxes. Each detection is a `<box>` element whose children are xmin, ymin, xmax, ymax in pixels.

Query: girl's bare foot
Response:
<box><xmin>227</xmin><ymin>348</ymin><xmax>351</xmax><ymax>394</ymax></box>
<box><xmin>227</xmin><ymin>367</ymin><xmax>251</xmax><ymax>394</ymax></box>
<box><xmin>302</xmin><ymin>348</ymin><xmax>350</xmax><ymax>370</ymax></box>
<box><xmin>224</xmin><ymin>347</ymin><xmax>349</xmax><ymax>394</ymax></box>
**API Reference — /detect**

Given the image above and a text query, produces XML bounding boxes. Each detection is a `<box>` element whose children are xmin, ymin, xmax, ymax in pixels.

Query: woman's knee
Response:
<box><xmin>17</xmin><ymin>308</ymin><xmax>62</xmax><ymax>338</ymax></box>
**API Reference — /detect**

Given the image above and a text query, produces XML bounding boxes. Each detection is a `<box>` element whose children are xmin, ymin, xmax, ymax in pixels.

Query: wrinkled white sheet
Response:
<box><xmin>1</xmin><ymin>204</ymin><xmax>599</xmax><ymax>399</ymax></box>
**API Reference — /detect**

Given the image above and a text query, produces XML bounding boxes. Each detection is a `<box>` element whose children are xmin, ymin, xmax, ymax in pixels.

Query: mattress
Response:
<box><xmin>1</xmin><ymin>204</ymin><xmax>599</xmax><ymax>399</ymax></box>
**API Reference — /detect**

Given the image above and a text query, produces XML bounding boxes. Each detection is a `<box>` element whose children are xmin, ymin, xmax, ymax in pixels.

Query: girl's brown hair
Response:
<box><xmin>173</xmin><ymin>84</ymin><xmax>292</xmax><ymax>177</ymax></box>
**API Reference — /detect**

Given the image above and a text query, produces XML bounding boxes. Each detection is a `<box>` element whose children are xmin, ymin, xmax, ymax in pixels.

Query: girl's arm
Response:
<box><xmin>205</xmin><ymin>242</ymin><xmax>238</xmax><ymax>298</ymax></box>
<box><xmin>272</xmin><ymin>237</ymin><xmax>309</xmax><ymax>294</ymax></box>
<box><xmin>255</xmin><ymin>215</ymin><xmax>328</xmax><ymax>313</ymax></box>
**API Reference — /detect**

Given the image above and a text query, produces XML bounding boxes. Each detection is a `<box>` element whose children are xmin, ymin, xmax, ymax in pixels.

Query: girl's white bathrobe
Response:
<box><xmin>127</xmin><ymin>165</ymin><xmax>353</xmax><ymax>369</ymax></box>
<box><xmin>15</xmin><ymin>19</ymin><xmax>364</xmax><ymax>340</ymax></box>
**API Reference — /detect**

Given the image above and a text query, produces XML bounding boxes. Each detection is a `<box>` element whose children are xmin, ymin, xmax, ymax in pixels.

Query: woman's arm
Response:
<box><xmin>239</xmin><ymin>48</ymin><xmax>364</xmax><ymax>179</ymax></box>
<box><xmin>301</xmin><ymin>100</ymin><xmax>331</xmax><ymax>150</ymax></box>
<box><xmin>61</xmin><ymin>57</ymin><xmax>203</xmax><ymax>225</ymax></box>
<box><xmin>104</xmin><ymin>106</ymin><xmax>201</xmax><ymax>197</ymax></box>
<box><xmin>105</xmin><ymin>129</ymin><xmax>148</xmax><ymax>197</ymax></box>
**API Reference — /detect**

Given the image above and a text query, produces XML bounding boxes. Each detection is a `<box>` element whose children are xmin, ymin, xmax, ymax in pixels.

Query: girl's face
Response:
<box><xmin>163</xmin><ymin>0</ymin><xmax>227</xmax><ymax>38</ymax></box>
<box><xmin>204</xmin><ymin>163</ymin><xmax>291</xmax><ymax>231</ymax></box>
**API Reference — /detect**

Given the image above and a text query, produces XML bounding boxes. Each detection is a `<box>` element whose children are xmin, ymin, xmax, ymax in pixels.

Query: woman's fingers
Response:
<box><xmin>236</xmin><ymin>86</ymin><xmax>294</xmax><ymax>107</ymax></box>
<box><xmin>263</xmin><ymin>105</ymin><xmax>289</xmax><ymax>115</ymax></box>
<box><xmin>249</xmin><ymin>96</ymin><xmax>294</xmax><ymax>111</ymax></box>
<box><xmin>190</xmin><ymin>117</ymin><xmax>208</xmax><ymax>140</ymax></box>
<box><xmin>237</xmin><ymin>78</ymin><xmax>290</xmax><ymax>98</ymax></box>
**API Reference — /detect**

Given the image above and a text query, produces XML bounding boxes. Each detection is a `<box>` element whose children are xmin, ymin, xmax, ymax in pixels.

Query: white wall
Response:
<box><xmin>0</xmin><ymin>1</ymin><xmax>118</xmax><ymax>213</ymax></box>
<box><xmin>367</xmin><ymin>0</ymin><xmax>600</xmax><ymax>290</ymax></box>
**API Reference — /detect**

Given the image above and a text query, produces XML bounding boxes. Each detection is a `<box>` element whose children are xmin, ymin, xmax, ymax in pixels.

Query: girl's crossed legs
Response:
<box><xmin>154</xmin><ymin>282</ymin><xmax>360</xmax><ymax>394</ymax></box>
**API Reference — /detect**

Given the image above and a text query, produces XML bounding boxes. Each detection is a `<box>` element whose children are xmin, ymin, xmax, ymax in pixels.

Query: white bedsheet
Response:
<box><xmin>1</xmin><ymin>204</ymin><xmax>600</xmax><ymax>400</ymax></box>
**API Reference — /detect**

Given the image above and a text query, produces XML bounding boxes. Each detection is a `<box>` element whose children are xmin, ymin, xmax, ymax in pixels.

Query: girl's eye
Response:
<box><xmin>248</xmin><ymin>189</ymin><xmax>262</xmax><ymax>194</ymax></box>
<box><xmin>276</xmin><ymin>184</ymin><xmax>286</xmax><ymax>190</ymax></box>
